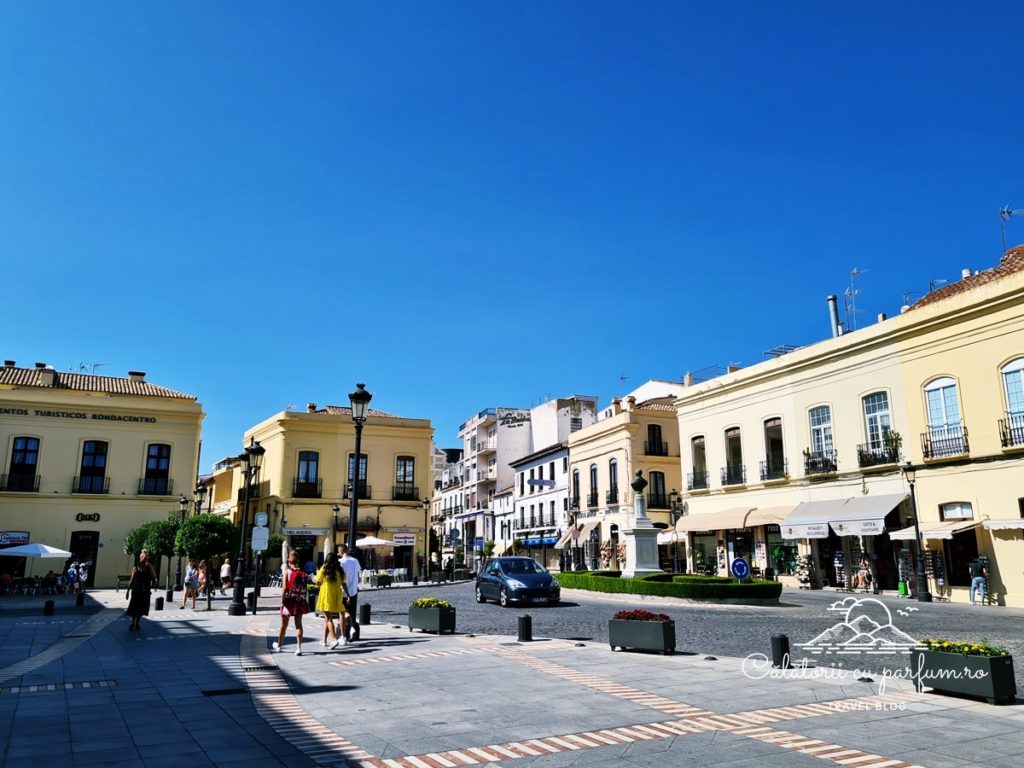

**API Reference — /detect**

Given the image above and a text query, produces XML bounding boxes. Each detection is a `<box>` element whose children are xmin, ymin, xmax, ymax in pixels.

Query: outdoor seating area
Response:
<box><xmin>359</xmin><ymin>568</ymin><xmax>408</xmax><ymax>588</ymax></box>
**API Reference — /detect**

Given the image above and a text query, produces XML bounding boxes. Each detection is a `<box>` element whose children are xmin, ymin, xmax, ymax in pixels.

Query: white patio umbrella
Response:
<box><xmin>355</xmin><ymin>535</ymin><xmax>394</xmax><ymax>548</ymax></box>
<box><xmin>1</xmin><ymin>543</ymin><xmax>72</xmax><ymax>558</ymax></box>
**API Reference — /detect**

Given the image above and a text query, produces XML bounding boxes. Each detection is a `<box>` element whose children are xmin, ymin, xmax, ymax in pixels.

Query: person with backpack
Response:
<box><xmin>273</xmin><ymin>551</ymin><xmax>309</xmax><ymax>655</ymax></box>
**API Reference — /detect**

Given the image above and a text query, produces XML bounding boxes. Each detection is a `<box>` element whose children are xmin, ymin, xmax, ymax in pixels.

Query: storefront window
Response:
<box><xmin>692</xmin><ymin>533</ymin><xmax>717</xmax><ymax>574</ymax></box>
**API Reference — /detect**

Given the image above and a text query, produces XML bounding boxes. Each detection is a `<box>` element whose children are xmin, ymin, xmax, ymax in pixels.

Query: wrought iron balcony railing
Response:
<box><xmin>647</xmin><ymin>493</ymin><xmax>670</xmax><ymax>508</ymax></box>
<box><xmin>721</xmin><ymin>464</ymin><xmax>746</xmax><ymax>486</ymax></box>
<box><xmin>687</xmin><ymin>470</ymin><xmax>708</xmax><ymax>490</ymax></box>
<box><xmin>999</xmin><ymin>412</ymin><xmax>1024</xmax><ymax>448</ymax></box>
<box><xmin>644</xmin><ymin>440</ymin><xmax>669</xmax><ymax>456</ymax></box>
<box><xmin>292</xmin><ymin>477</ymin><xmax>323</xmax><ymax>498</ymax></box>
<box><xmin>586</xmin><ymin>492</ymin><xmax>599</xmax><ymax>508</ymax></box>
<box><xmin>73</xmin><ymin>476</ymin><xmax>109</xmax><ymax>494</ymax></box>
<box><xmin>2</xmin><ymin>473</ymin><xmax>40</xmax><ymax>492</ymax></box>
<box><xmin>804</xmin><ymin>449</ymin><xmax>838</xmax><ymax>475</ymax></box>
<box><xmin>392</xmin><ymin>484</ymin><xmax>420</xmax><ymax>501</ymax></box>
<box><xmin>921</xmin><ymin>424</ymin><xmax>969</xmax><ymax>459</ymax></box>
<box><xmin>343</xmin><ymin>482</ymin><xmax>372</xmax><ymax>500</ymax></box>
<box><xmin>759</xmin><ymin>458</ymin><xmax>788</xmax><ymax>481</ymax></box>
<box><xmin>856</xmin><ymin>443</ymin><xmax>900</xmax><ymax>468</ymax></box>
<box><xmin>606</xmin><ymin>487</ymin><xmax>619</xmax><ymax>504</ymax></box>
<box><xmin>139</xmin><ymin>477</ymin><xmax>173</xmax><ymax>496</ymax></box>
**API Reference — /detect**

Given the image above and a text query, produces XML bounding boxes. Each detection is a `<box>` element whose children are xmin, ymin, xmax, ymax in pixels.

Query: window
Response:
<box><xmin>141</xmin><ymin>443</ymin><xmax>171</xmax><ymax>495</ymax></box>
<box><xmin>863</xmin><ymin>392</ymin><xmax>891</xmax><ymax>450</ymax></box>
<box><xmin>298</xmin><ymin>451</ymin><xmax>319</xmax><ymax>482</ymax></box>
<box><xmin>1001</xmin><ymin>359</ymin><xmax>1024</xmax><ymax>446</ymax></box>
<box><xmin>7</xmin><ymin>436</ymin><xmax>40</xmax><ymax>492</ymax></box>
<box><xmin>689</xmin><ymin>436</ymin><xmax>707</xmax><ymax>490</ymax></box>
<box><xmin>572</xmin><ymin>469</ymin><xmax>580</xmax><ymax>507</ymax></box>
<box><xmin>723</xmin><ymin>427</ymin><xmax>744</xmax><ymax>485</ymax></box>
<box><xmin>76</xmin><ymin>440</ymin><xmax>108</xmax><ymax>493</ymax></box>
<box><xmin>923</xmin><ymin>378</ymin><xmax>967</xmax><ymax>457</ymax></box>
<box><xmin>761</xmin><ymin>418</ymin><xmax>786</xmax><ymax>480</ymax></box>
<box><xmin>394</xmin><ymin>456</ymin><xmax>416</xmax><ymax>500</ymax></box>
<box><xmin>519</xmin><ymin>472</ymin><xmax>525</xmax><ymax>496</ymax></box>
<box><xmin>549</xmin><ymin>461</ymin><xmax>555</xmax><ymax>482</ymax></box>
<box><xmin>347</xmin><ymin>453</ymin><xmax>368</xmax><ymax>498</ymax></box>
<box><xmin>648</xmin><ymin>471</ymin><xmax>667</xmax><ymax>507</ymax></box>
<box><xmin>608</xmin><ymin>458</ymin><xmax>618</xmax><ymax>502</ymax></box>
<box><xmin>570</xmin><ymin>417</ymin><xmax>582</xmax><ymax>432</ymax></box>
<box><xmin>809</xmin><ymin>406</ymin><xmax>833</xmax><ymax>454</ymax></box>
<box><xmin>529</xmin><ymin>468</ymin><xmax>535</xmax><ymax>493</ymax></box>
<box><xmin>940</xmin><ymin>502</ymin><xmax>973</xmax><ymax>521</ymax></box>
<box><xmin>588</xmin><ymin>464</ymin><xmax>598</xmax><ymax>507</ymax></box>
<box><xmin>646</xmin><ymin>424</ymin><xmax>667</xmax><ymax>455</ymax></box>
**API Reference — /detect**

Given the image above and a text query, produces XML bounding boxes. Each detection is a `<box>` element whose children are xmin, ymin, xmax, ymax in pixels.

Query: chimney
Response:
<box><xmin>683</xmin><ymin>372</ymin><xmax>694</xmax><ymax>386</ymax></box>
<box><xmin>38</xmin><ymin>366</ymin><xmax>56</xmax><ymax>386</ymax></box>
<box><xmin>3</xmin><ymin>360</ymin><xmax>14</xmax><ymax>367</ymax></box>
<box><xmin>128</xmin><ymin>371</ymin><xmax>146</xmax><ymax>382</ymax></box>
<box><xmin>727</xmin><ymin>364</ymin><xmax>741</xmax><ymax>374</ymax></box>
<box><xmin>625</xmin><ymin>396</ymin><xmax>636</xmax><ymax>411</ymax></box>
<box><xmin>307</xmin><ymin>402</ymin><xmax>317</xmax><ymax>413</ymax></box>
<box><xmin>877</xmin><ymin>312</ymin><xmax>887</xmax><ymax>323</ymax></box>
<box><xmin>35</xmin><ymin>362</ymin><xmax>46</xmax><ymax>368</ymax></box>
<box><xmin>826</xmin><ymin>295</ymin><xmax>842</xmax><ymax>338</ymax></box>
<box><xmin>961</xmin><ymin>268</ymin><xmax>972</xmax><ymax>280</ymax></box>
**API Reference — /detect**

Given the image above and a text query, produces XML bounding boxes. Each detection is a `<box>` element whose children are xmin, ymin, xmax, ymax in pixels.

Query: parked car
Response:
<box><xmin>475</xmin><ymin>556</ymin><xmax>560</xmax><ymax>607</ymax></box>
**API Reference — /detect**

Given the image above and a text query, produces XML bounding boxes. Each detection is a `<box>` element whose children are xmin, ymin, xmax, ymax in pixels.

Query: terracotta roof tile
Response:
<box><xmin>911</xmin><ymin>245</ymin><xmax>1024</xmax><ymax>309</ymax></box>
<box><xmin>316</xmin><ymin>405</ymin><xmax>402</xmax><ymax>419</ymax></box>
<box><xmin>0</xmin><ymin>366</ymin><xmax>195</xmax><ymax>399</ymax></box>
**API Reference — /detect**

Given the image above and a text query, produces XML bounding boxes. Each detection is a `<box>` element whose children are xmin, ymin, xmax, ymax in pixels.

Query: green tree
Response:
<box><xmin>176</xmin><ymin>514</ymin><xmax>235</xmax><ymax>564</ymax></box>
<box><xmin>483</xmin><ymin>539</ymin><xmax>496</xmax><ymax>558</ymax></box>
<box><xmin>123</xmin><ymin>519</ymin><xmax>180</xmax><ymax>587</ymax></box>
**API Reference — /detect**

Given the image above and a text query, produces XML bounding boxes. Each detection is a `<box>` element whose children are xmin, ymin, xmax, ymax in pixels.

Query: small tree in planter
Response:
<box><xmin>409</xmin><ymin>596</ymin><xmax>456</xmax><ymax>634</ymax></box>
<box><xmin>609</xmin><ymin>609</ymin><xmax>676</xmax><ymax>655</ymax></box>
<box><xmin>913</xmin><ymin>638</ymin><xmax>1016</xmax><ymax>705</ymax></box>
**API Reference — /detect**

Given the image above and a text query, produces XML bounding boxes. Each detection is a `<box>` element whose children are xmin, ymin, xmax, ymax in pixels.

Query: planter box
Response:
<box><xmin>408</xmin><ymin>605</ymin><xmax>456</xmax><ymax>634</ymax></box>
<box><xmin>608</xmin><ymin>619</ymin><xmax>676</xmax><ymax>655</ymax></box>
<box><xmin>430</xmin><ymin>572</ymin><xmax>444</xmax><ymax>584</ymax></box>
<box><xmin>911</xmin><ymin>649</ymin><xmax>1016</xmax><ymax>705</ymax></box>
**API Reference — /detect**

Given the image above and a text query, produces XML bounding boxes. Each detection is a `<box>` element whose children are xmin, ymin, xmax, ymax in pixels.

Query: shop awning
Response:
<box><xmin>674</xmin><ymin>507</ymin><xmax>753</xmax><ymax>532</ymax></box>
<box><xmin>828</xmin><ymin>494</ymin><xmax>908</xmax><ymax>536</ymax></box>
<box><xmin>745</xmin><ymin>506</ymin><xmax>796</xmax><ymax>527</ymax></box>
<box><xmin>555</xmin><ymin>520</ymin><xmax>599</xmax><ymax>549</ymax></box>
<box><xmin>890</xmin><ymin>519</ymin><xmax>979</xmax><ymax>541</ymax></box>
<box><xmin>454</xmin><ymin>509</ymin><xmax>480</xmax><ymax>520</ymax></box>
<box><xmin>553</xmin><ymin>526</ymin><xmax>577</xmax><ymax>550</ymax></box>
<box><xmin>657</xmin><ymin>530</ymin><xmax>683</xmax><ymax>545</ymax></box>
<box><xmin>525</xmin><ymin>537</ymin><xmax>559</xmax><ymax>547</ymax></box>
<box><xmin>779</xmin><ymin>499</ymin><xmax>849</xmax><ymax>539</ymax></box>
<box><xmin>983</xmin><ymin>519</ymin><xmax>1024</xmax><ymax>531</ymax></box>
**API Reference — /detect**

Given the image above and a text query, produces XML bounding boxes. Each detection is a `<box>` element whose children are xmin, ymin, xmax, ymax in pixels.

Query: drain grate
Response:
<box><xmin>243</xmin><ymin>665</ymin><xmax>276</xmax><ymax>672</ymax></box>
<box><xmin>202</xmin><ymin>688</ymin><xmax>247</xmax><ymax>697</ymax></box>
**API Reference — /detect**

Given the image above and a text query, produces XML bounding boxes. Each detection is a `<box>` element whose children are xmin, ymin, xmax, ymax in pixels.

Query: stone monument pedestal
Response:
<box><xmin>620</xmin><ymin>469</ymin><xmax>664</xmax><ymax>578</ymax></box>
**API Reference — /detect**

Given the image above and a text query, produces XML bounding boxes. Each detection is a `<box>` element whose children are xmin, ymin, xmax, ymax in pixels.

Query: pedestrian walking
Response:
<box><xmin>339</xmin><ymin>544</ymin><xmax>362</xmax><ymax>641</ymax></box>
<box><xmin>78</xmin><ymin>561</ymin><xmax>90</xmax><ymax>589</ymax></box>
<box><xmin>969</xmin><ymin>557</ymin><xmax>989</xmax><ymax>605</ymax></box>
<box><xmin>181</xmin><ymin>559</ymin><xmax>199</xmax><ymax>609</ymax></box>
<box><xmin>198</xmin><ymin>560</ymin><xmax>209</xmax><ymax>597</ymax></box>
<box><xmin>66</xmin><ymin>561</ymin><xmax>79</xmax><ymax>593</ymax></box>
<box><xmin>274</xmin><ymin>551</ymin><xmax>309</xmax><ymax>655</ymax></box>
<box><xmin>313</xmin><ymin>552</ymin><xmax>348</xmax><ymax>649</ymax></box>
<box><xmin>126</xmin><ymin>549</ymin><xmax>158</xmax><ymax>631</ymax></box>
<box><xmin>220</xmin><ymin>558</ymin><xmax>232</xmax><ymax>595</ymax></box>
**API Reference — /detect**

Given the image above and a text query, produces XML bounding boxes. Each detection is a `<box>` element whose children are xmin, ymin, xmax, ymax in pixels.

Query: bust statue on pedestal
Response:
<box><xmin>621</xmin><ymin>470</ymin><xmax>663</xmax><ymax>578</ymax></box>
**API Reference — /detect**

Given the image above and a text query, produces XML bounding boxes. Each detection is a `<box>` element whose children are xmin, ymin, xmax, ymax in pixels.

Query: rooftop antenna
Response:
<box><xmin>902</xmin><ymin>290</ymin><xmax>919</xmax><ymax>307</ymax></box>
<box><xmin>618</xmin><ymin>375</ymin><xmax>630</xmax><ymax>398</ymax></box>
<box><xmin>844</xmin><ymin>268</ymin><xmax>867</xmax><ymax>331</ymax></box>
<box><xmin>928</xmin><ymin>278</ymin><xmax>948</xmax><ymax>293</ymax></box>
<box><xmin>79</xmin><ymin>362</ymin><xmax>105</xmax><ymax>375</ymax></box>
<box><xmin>1001</xmin><ymin>205</ymin><xmax>1024</xmax><ymax>253</ymax></box>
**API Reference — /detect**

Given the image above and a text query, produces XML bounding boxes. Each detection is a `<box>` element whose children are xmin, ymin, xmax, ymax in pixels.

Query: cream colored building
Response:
<box><xmin>565</xmin><ymin>390</ymin><xmax>684</xmax><ymax>571</ymax></box>
<box><xmin>225</xmin><ymin>401</ymin><xmax>434</xmax><ymax>577</ymax></box>
<box><xmin>0</xmin><ymin>361</ymin><xmax>203</xmax><ymax>587</ymax></box>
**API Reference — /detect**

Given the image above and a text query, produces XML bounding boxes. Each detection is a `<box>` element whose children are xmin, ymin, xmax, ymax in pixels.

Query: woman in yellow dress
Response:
<box><xmin>313</xmin><ymin>551</ymin><xmax>348</xmax><ymax>649</ymax></box>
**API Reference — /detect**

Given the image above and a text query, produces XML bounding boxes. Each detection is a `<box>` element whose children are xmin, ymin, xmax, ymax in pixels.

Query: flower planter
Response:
<box><xmin>408</xmin><ymin>604</ymin><xmax>456</xmax><ymax>634</ymax></box>
<box><xmin>608</xmin><ymin>619</ymin><xmax>676</xmax><ymax>655</ymax></box>
<box><xmin>911</xmin><ymin>649</ymin><xmax>1016</xmax><ymax>705</ymax></box>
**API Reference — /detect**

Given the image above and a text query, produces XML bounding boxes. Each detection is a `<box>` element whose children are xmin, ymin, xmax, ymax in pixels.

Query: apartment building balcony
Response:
<box><xmin>687</xmin><ymin>470</ymin><xmax>708</xmax><ymax>491</ymax></box>
<box><xmin>392</xmin><ymin>483</ymin><xmax>420</xmax><ymax>501</ymax></box>
<box><xmin>647</xmin><ymin>493</ymin><xmax>669</xmax><ymax>509</ymax></box>
<box><xmin>999</xmin><ymin>412</ymin><xmax>1024</xmax><ymax>448</ymax></box>
<box><xmin>569</xmin><ymin>496</ymin><xmax>580</xmax><ymax>510</ymax></box>
<box><xmin>458</xmin><ymin>408</ymin><xmax>496</xmax><ymax>432</ymax></box>
<box><xmin>804</xmin><ymin>449</ymin><xmax>838</xmax><ymax>476</ymax></box>
<box><xmin>343</xmin><ymin>482</ymin><xmax>372</xmax><ymax>500</ymax></box>
<box><xmin>759</xmin><ymin>458</ymin><xmax>788</xmax><ymax>482</ymax></box>
<box><xmin>606</xmin><ymin>487</ymin><xmax>619</xmax><ymax>505</ymax></box>
<box><xmin>586</xmin><ymin>491</ymin><xmax>599</xmax><ymax>508</ymax></box>
<box><xmin>720</xmin><ymin>464</ymin><xmax>746</xmax><ymax>486</ymax></box>
<box><xmin>644</xmin><ymin>440</ymin><xmax>669</xmax><ymax>456</ymax></box>
<box><xmin>72</xmin><ymin>476</ymin><xmax>109</xmax><ymax>494</ymax></box>
<box><xmin>292</xmin><ymin>477</ymin><xmax>323</xmax><ymax>498</ymax></box>
<box><xmin>921</xmin><ymin>424</ymin><xmax>969</xmax><ymax>460</ymax></box>
<box><xmin>476</xmin><ymin>440</ymin><xmax>495</xmax><ymax>454</ymax></box>
<box><xmin>856</xmin><ymin>443</ymin><xmax>900</xmax><ymax>468</ymax></box>
<box><xmin>139</xmin><ymin>478</ymin><xmax>173</xmax><ymax>496</ymax></box>
<box><xmin>2</xmin><ymin>473</ymin><xmax>40</xmax><ymax>492</ymax></box>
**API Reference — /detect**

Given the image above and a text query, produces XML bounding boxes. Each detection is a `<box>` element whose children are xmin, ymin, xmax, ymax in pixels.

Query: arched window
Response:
<box><xmin>588</xmin><ymin>464</ymin><xmax>598</xmax><ymax>507</ymax></box>
<box><xmin>648</xmin><ymin>471</ymin><xmax>667</xmax><ymax>507</ymax></box>
<box><xmin>571</xmin><ymin>469</ymin><xmax>580</xmax><ymax>509</ymax></box>
<box><xmin>394</xmin><ymin>456</ymin><xmax>416</xmax><ymax>500</ymax></box>
<box><xmin>608</xmin><ymin>458</ymin><xmax>619</xmax><ymax>503</ymax></box>
<box><xmin>923</xmin><ymin>378</ymin><xmax>966</xmax><ymax>458</ymax></box>
<box><xmin>723</xmin><ymin>427</ymin><xmax>744</xmax><ymax>485</ymax></box>
<box><xmin>1000</xmin><ymin>358</ymin><xmax>1024</xmax><ymax>446</ymax></box>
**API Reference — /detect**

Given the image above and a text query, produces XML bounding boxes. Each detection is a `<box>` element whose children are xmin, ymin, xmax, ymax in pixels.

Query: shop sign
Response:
<box><xmin>76</xmin><ymin>513</ymin><xmax>101</xmax><ymax>522</ymax></box>
<box><xmin>393</xmin><ymin>533</ymin><xmax>416</xmax><ymax>546</ymax></box>
<box><xmin>0</xmin><ymin>408</ymin><xmax>157</xmax><ymax>423</ymax></box>
<box><xmin>282</xmin><ymin>527</ymin><xmax>329</xmax><ymax>535</ymax></box>
<box><xmin>0</xmin><ymin>531</ymin><xmax>30</xmax><ymax>546</ymax></box>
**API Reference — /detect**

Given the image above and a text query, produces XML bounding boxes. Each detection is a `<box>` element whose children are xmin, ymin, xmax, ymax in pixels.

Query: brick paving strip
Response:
<box><xmin>239</xmin><ymin>622</ymin><xmax>929</xmax><ymax>768</ymax></box>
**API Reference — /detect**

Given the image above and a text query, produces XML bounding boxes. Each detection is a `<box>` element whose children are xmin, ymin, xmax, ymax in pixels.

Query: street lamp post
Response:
<box><xmin>347</xmin><ymin>384</ymin><xmax>372</xmax><ymax>557</ymax></box>
<box><xmin>194</xmin><ymin>483</ymin><xmax>207</xmax><ymax>515</ymax></box>
<box><xmin>901</xmin><ymin>461</ymin><xmax>933</xmax><ymax>603</ymax></box>
<box><xmin>669</xmin><ymin>489</ymin><xmax>686</xmax><ymax>573</ymax></box>
<box><xmin>423</xmin><ymin>497</ymin><xmax>431</xmax><ymax>581</ymax></box>
<box><xmin>228</xmin><ymin>438</ymin><xmax>266</xmax><ymax>616</ymax></box>
<box><xmin>331</xmin><ymin>505</ymin><xmax>340</xmax><ymax>553</ymax></box>
<box><xmin>175</xmin><ymin>494</ymin><xmax>188</xmax><ymax>590</ymax></box>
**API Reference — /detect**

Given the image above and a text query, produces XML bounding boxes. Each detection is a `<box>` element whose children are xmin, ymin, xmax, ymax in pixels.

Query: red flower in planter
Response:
<box><xmin>613</xmin><ymin>609</ymin><xmax>672</xmax><ymax>622</ymax></box>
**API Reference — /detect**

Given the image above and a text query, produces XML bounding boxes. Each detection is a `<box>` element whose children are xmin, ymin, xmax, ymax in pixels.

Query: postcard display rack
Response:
<box><xmin>897</xmin><ymin>548</ymin><xmax>912</xmax><ymax>597</ymax></box>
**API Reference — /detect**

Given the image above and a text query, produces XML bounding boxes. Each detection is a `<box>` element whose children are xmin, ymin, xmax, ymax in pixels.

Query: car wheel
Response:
<box><xmin>499</xmin><ymin>587</ymin><xmax>509</xmax><ymax>607</ymax></box>
<box><xmin>475</xmin><ymin>586</ymin><xmax>486</xmax><ymax>603</ymax></box>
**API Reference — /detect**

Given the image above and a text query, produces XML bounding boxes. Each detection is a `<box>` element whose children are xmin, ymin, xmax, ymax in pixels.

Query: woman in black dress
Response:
<box><xmin>126</xmin><ymin>549</ymin><xmax>157</xmax><ymax>631</ymax></box>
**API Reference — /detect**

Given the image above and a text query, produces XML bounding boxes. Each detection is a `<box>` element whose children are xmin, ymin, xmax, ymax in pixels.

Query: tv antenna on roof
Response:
<box><xmin>79</xmin><ymin>362</ymin><xmax>105</xmax><ymax>375</ymax></box>
<box><xmin>844</xmin><ymin>268</ymin><xmax>867</xmax><ymax>331</ymax></box>
<box><xmin>1001</xmin><ymin>205</ymin><xmax>1024</xmax><ymax>253</ymax></box>
<box><xmin>619</xmin><ymin>375</ymin><xmax>630</xmax><ymax>398</ymax></box>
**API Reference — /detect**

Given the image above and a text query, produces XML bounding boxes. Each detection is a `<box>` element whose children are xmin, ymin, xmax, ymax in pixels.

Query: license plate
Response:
<box><xmin>531</xmin><ymin>597</ymin><xmax>549</xmax><ymax>604</ymax></box>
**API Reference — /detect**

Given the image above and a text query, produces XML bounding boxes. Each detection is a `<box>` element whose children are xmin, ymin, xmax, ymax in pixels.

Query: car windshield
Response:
<box><xmin>501</xmin><ymin>559</ymin><xmax>545</xmax><ymax>575</ymax></box>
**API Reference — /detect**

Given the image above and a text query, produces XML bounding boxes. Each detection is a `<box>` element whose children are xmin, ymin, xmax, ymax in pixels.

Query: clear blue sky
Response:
<box><xmin>3</xmin><ymin>3</ymin><xmax>1022</xmax><ymax>472</ymax></box>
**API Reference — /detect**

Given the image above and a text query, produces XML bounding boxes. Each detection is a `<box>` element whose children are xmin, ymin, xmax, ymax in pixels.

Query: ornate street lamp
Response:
<box><xmin>331</xmin><ymin>505</ymin><xmax>341</xmax><ymax>552</ymax></box>
<box><xmin>194</xmin><ymin>483</ymin><xmax>207</xmax><ymax>514</ymax></box>
<box><xmin>347</xmin><ymin>383</ymin><xmax>372</xmax><ymax>557</ymax></box>
<box><xmin>901</xmin><ymin>461</ymin><xmax>932</xmax><ymax>603</ymax></box>
<box><xmin>423</xmin><ymin>497</ymin><xmax>431</xmax><ymax>580</ymax></box>
<box><xmin>228</xmin><ymin>437</ymin><xmax>266</xmax><ymax>616</ymax></box>
<box><xmin>173</xmin><ymin>494</ymin><xmax>189</xmax><ymax>590</ymax></box>
<box><xmin>668</xmin><ymin>489</ymin><xmax>687</xmax><ymax>574</ymax></box>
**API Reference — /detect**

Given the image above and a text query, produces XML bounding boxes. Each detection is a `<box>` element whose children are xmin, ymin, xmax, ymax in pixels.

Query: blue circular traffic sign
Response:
<box><xmin>731</xmin><ymin>557</ymin><xmax>750</xmax><ymax>580</ymax></box>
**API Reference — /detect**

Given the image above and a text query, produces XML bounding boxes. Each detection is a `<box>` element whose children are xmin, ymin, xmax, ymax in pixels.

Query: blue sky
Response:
<box><xmin>3</xmin><ymin>3</ymin><xmax>1022</xmax><ymax>471</ymax></box>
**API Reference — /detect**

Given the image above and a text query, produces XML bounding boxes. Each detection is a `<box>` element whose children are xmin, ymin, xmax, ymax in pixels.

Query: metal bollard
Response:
<box><xmin>771</xmin><ymin>633</ymin><xmax>791</xmax><ymax>668</ymax></box>
<box><xmin>518</xmin><ymin>614</ymin><xmax>533</xmax><ymax>642</ymax></box>
<box><xmin>247</xmin><ymin>592</ymin><xmax>256</xmax><ymax>612</ymax></box>
<box><xmin>165</xmin><ymin>587</ymin><xmax>174</xmax><ymax>603</ymax></box>
<box><xmin>43</xmin><ymin>600</ymin><xmax>54</xmax><ymax>616</ymax></box>
<box><xmin>75</xmin><ymin>592</ymin><xmax>85</xmax><ymax>607</ymax></box>
<box><xmin>359</xmin><ymin>602</ymin><xmax>371</xmax><ymax>625</ymax></box>
<box><xmin>155</xmin><ymin>596</ymin><xmax>164</xmax><ymax>611</ymax></box>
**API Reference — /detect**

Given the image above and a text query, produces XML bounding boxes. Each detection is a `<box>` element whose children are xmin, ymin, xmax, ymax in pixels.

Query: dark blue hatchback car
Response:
<box><xmin>475</xmin><ymin>556</ymin><xmax>560</xmax><ymax>607</ymax></box>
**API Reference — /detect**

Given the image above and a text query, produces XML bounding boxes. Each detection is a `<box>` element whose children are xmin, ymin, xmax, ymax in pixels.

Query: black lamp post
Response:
<box><xmin>194</xmin><ymin>483</ymin><xmax>207</xmax><ymax>514</ymax></box>
<box><xmin>347</xmin><ymin>383</ymin><xmax>372</xmax><ymax>557</ymax></box>
<box><xmin>331</xmin><ymin>505</ymin><xmax>340</xmax><ymax>553</ymax></box>
<box><xmin>423</xmin><ymin>497</ymin><xmax>431</xmax><ymax>579</ymax></box>
<box><xmin>228</xmin><ymin>438</ymin><xmax>265</xmax><ymax>616</ymax></box>
<box><xmin>901</xmin><ymin>461</ymin><xmax>932</xmax><ymax>603</ymax></box>
<box><xmin>175</xmin><ymin>494</ymin><xmax>189</xmax><ymax>590</ymax></box>
<box><xmin>668</xmin><ymin>489</ymin><xmax>686</xmax><ymax>574</ymax></box>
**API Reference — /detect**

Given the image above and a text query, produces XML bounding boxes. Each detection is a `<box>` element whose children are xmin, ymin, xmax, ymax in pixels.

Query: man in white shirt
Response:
<box><xmin>339</xmin><ymin>545</ymin><xmax>362</xmax><ymax>641</ymax></box>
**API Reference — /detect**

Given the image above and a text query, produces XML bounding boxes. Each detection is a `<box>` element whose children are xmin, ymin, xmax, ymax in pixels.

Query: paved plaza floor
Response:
<box><xmin>1</xmin><ymin>588</ymin><xmax>1021</xmax><ymax>767</ymax></box>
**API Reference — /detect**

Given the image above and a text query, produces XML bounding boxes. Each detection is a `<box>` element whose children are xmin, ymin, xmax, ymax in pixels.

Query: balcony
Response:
<box><xmin>606</xmin><ymin>487</ymin><xmax>619</xmax><ymax>505</ymax></box>
<box><xmin>921</xmin><ymin>424</ymin><xmax>969</xmax><ymax>459</ymax></box>
<box><xmin>1000</xmin><ymin>412</ymin><xmax>1024</xmax><ymax>447</ymax></box>
<box><xmin>648</xmin><ymin>493</ymin><xmax>670</xmax><ymax>509</ymax></box>
<box><xmin>139</xmin><ymin>478</ymin><xmax>173</xmax><ymax>496</ymax></box>
<box><xmin>476</xmin><ymin>440</ymin><xmax>495</xmax><ymax>454</ymax></box>
<box><xmin>804</xmin><ymin>449</ymin><xmax>838</xmax><ymax>476</ymax></box>
<box><xmin>343</xmin><ymin>482</ymin><xmax>372</xmax><ymax>500</ymax></box>
<box><xmin>759</xmin><ymin>458</ymin><xmax>788</xmax><ymax>482</ymax></box>
<box><xmin>721</xmin><ymin>464</ymin><xmax>746</xmax><ymax>486</ymax></box>
<box><xmin>586</xmin><ymin>492</ymin><xmax>599</xmax><ymax>508</ymax></box>
<box><xmin>73</xmin><ymin>476</ymin><xmax>109</xmax><ymax>494</ymax></box>
<box><xmin>645</xmin><ymin>441</ymin><xmax>669</xmax><ymax>456</ymax></box>
<box><xmin>2</xmin><ymin>473</ymin><xmax>40</xmax><ymax>492</ymax></box>
<box><xmin>569</xmin><ymin>496</ymin><xmax>580</xmax><ymax>510</ymax></box>
<box><xmin>687</xmin><ymin>470</ymin><xmax>708</xmax><ymax>491</ymax></box>
<box><xmin>292</xmin><ymin>477</ymin><xmax>323</xmax><ymax>498</ymax></box>
<box><xmin>856</xmin><ymin>443</ymin><xmax>900</xmax><ymax>468</ymax></box>
<box><xmin>392</xmin><ymin>484</ymin><xmax>420</xmax><ymax>501</ymax></box>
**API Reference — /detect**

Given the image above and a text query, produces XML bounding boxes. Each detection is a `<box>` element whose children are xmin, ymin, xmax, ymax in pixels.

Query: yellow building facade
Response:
<box><xmin>0</xmin><ymin>362</ymin><xmax>203</xmax><ymax>588</ymax></box>
<box><xmin>224</xmin><ymin>401</ymin><xmax>434</xmax><ymax>576</ymax></box>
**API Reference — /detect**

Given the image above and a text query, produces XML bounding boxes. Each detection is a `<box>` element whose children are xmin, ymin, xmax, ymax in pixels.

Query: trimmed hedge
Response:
<box><xmin>556</xmin><ymin>572</ymin><xmax>782</xmax><ymax>601</ymax></box>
